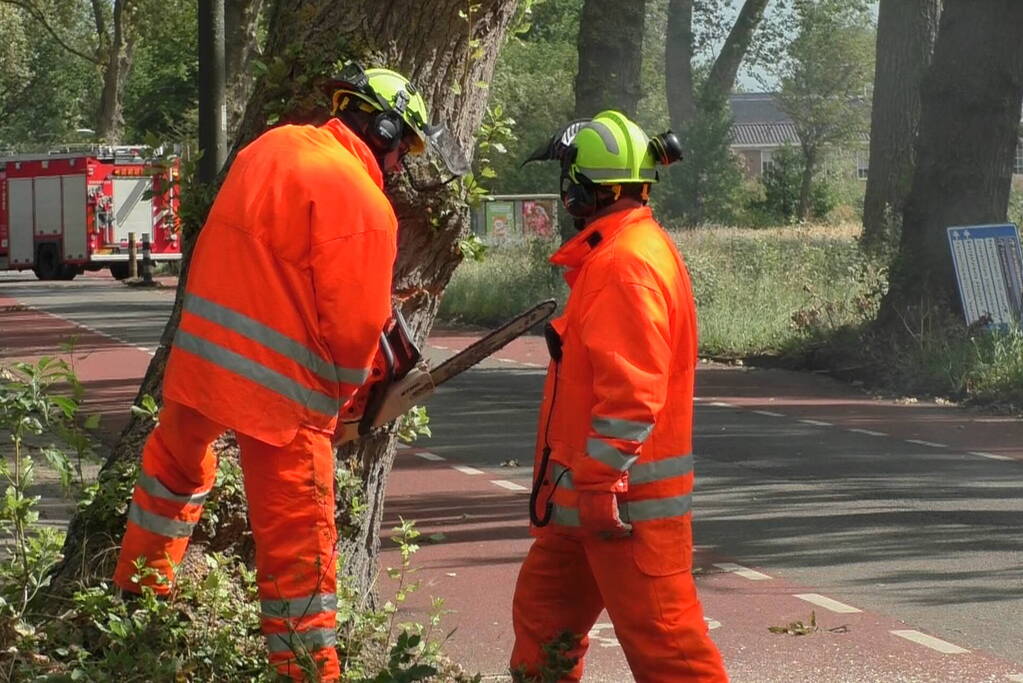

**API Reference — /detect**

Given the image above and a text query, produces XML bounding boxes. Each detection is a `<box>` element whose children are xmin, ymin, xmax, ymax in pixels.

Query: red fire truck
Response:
<box><xmin>0</xmin><ymin>146</ymin><xmax>182</xmax><ymax>280</ymax></box>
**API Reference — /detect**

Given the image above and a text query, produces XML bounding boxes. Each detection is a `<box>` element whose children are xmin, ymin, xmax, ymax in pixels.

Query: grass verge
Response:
<box><xmin>439</xmin><ymin>223</ymin><xmax>1022</xmax><ymax>411</ymax></box>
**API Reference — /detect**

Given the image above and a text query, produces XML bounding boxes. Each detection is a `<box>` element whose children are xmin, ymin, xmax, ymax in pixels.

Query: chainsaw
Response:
<box><xmin>335</xmin><ymin>298</ymin><xmax>558</xmax><ymax>444</ymax></box>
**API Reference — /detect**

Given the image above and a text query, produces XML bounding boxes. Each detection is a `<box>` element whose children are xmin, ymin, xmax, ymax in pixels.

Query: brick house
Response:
<box><xmin>730</xmin><ymin>92</ymin><xmax>1023</xmax><ymax>182</ymax></box>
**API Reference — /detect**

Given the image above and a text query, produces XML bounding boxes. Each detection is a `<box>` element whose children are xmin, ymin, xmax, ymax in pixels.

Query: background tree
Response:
<box><xmin>662</xmin><ymin>0</ymin><xmax>777</xmax><ymax>225</ymax></box>
<box><xmin>574</xmin><ymin>0</ymin><xmax>646</xmax><ymax>117</ymax></box>
<box><xmin>665</xmin><ymin>0</ymin><xmax>773</xmax><ymax>131</ymax></box>
<box><xmin>773</xmin><ymin>0</ymin><xmax>874</xmax><ymax>220</ymax></box>
<box><xmin>51</xmin><ymin>0</ymin><xmax>521</xmax><ymax>600</ymax></box>
<box><xmin>882</xmin><ymin>0</ymin><xmax>1023</xmax><ymax>320</ymax></box>
<box><xmin>0</xmin><ymin>0</ymin><xmax>149</xmax><ymax>142</ymax></box>
<box><xmin>861</xmin><ymin>0</ymin><xmax>942</xmax><ymax>252</ymax></box>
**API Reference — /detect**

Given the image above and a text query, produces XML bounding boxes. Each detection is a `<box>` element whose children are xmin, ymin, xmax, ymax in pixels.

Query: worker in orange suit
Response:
<box><xmin>113</xmin><ymin>64</ymin><xmax>457</xmax><ymax>681</ymax></box>
<box><xmin>511</xmin><ymin>112</ymin><xmax>729</xmax><ymax>682</ymax></box>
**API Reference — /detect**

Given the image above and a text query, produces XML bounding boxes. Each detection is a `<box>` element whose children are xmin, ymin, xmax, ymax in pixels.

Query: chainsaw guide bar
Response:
<box><xmin>429</xmin><ymin>299</ymin><xmax>558</xmax><ymax>385</ymax></box>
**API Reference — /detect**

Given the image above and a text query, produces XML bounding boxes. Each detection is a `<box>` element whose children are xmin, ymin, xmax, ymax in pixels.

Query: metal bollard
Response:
<box><xmin>141</xmin><ymin>233</ymin><xmax>154</xmax><ymax>285</ymax></box>
<box><xmin>128</xmin><ymin>232</ymin><xmax>138</xmax><ymax>279</ymax></box>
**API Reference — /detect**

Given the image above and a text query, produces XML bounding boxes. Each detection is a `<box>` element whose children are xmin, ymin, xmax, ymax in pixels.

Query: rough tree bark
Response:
<box><xmin>665</xmin><ymin>0</ymin><xmax>772</xmax><ymax>130</ymax></box>
<box><xmin>861</xmin><ymin>0</ymin><xmax>942</xmax><ymax>252</ymax></box>
<box><xmin>574</xmin><ymin>0</ymin><xmax>646</xmax><ymax>117</ymax></box>
<box><xmin>665</xmin><ymin>0</ymin><xmax>696</xmax><ymax>129</ymax></box>
<box><xmin>224</xmin><ymin>0</ymin><xmax>265</xmax><ymax>134</ymax></box>
<box><xmin>881</xmin><ymin>0</ymin><xmax>1023</xmax><ymax>320</ymax></box>
<box><xmin>50</xmin><ymin>0</ymin><xmax>520</xmax><ymax>599</ymax></box>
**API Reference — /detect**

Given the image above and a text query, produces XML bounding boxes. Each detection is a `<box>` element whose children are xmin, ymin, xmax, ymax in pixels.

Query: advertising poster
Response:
<box><xmin>485</xmin><ymin>201</ymin><xmax>515</xmax><ymax>243</ymax></box>
<box><xmin>522</xmin><ymin>199</ymin><xmax>557</xmax><ymax>240</ymax></box>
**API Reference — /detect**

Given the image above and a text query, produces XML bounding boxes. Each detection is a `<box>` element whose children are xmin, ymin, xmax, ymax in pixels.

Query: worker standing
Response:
<box><xmin>512</xmin><ymin>111</ymin><xmax>729</xmax><ymax>682</ymax></box>
<box><xmin>112</xmin><ymin>64</ymin><xmax>447</xmax><ymax>681</ymax></box>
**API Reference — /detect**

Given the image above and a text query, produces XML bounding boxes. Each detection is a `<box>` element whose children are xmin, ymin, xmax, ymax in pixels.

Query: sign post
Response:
<box><xmin>947</xmin><ymin>224</ymin><xmax>1023</xmax><ymax>330</ymax></box>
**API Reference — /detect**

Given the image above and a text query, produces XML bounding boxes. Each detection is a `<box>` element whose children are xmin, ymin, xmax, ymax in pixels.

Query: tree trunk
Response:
<box><xmin>701</xmin><ymin>0</ymin><xmax>771</xmax><ymax>107</ymax></box>
<box><xmin>224</xmin><ymin>0</ymin><xmax>265</xmax><ymax>135</ymax></box>
<box><xmin>665</xmin><ymin>0</ymin><xmax>695</xmax><ymax>129</ymax></box>
<box><xmin>861</xmin><ymin>0</ymin><xmax>941</xmax><ymax>252</ymax></box>
<box><xmin>882</xmin><ymin>0</ymin><xmax>1023</xmax><ymax>320</ymax></box>
<box><xmin>575</xmin><ymin>0</ymin><xmax>646</xmax><ymax>117</ymax></box>
<box><xmin>798</xmin><ymin>144</ymin><xmax>816</xmax><ymax>221</ymax></box>
<box><xmin>95</xmin><ymin>0</ymin><xmax>137</xmax><ymax>143</ymax></box>
<box><xmin>50</xmin><ymin>0</ymin><xmax>519</xmax><ymax>599</ymax></box>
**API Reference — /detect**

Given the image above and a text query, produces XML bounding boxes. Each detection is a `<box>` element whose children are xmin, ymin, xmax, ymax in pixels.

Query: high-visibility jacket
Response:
<box><xmin>531</xmin><ymin>205</ymin><xmax>699</xmax><ymax>574</ymax></box>
<box><xmin>164</xmin><ymin>119</ymin><xmax>396</xmax><ymax>447</ymax></box>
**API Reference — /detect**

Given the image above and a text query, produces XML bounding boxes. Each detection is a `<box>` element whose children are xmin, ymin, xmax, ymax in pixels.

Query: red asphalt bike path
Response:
<box><xmin>3</xmin><ymin>300</ymin><xmax>1023</xmax><ymax>681</ymax></box>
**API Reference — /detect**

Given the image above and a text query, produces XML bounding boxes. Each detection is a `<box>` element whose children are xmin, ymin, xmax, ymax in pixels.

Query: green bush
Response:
<box><xmin>0</xmin><ymin>359</ymin><xmax>477</xmax><ymax>682</ymax></box>
<box><xmin>439</xmin><ymin>238</ymin><xmax>568</xmax><ymax>326</ymax></box>
<box><xmin>750</xmin><ymin>146</ymin><xmax>837</xmax><ymax>225</ymax></box>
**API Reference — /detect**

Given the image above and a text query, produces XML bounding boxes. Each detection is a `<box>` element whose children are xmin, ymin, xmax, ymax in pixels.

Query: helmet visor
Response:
<box><xmin>425</xmin><ymin>124</ymin><xmax>470</xmax><ymax>176</ymax></box>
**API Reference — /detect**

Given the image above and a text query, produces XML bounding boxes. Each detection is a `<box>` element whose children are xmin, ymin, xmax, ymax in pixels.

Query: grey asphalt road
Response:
<box><xmin>3</xmin><ymin>272</ymin><xmax>1021</xmax><ymax>669</ymax></box>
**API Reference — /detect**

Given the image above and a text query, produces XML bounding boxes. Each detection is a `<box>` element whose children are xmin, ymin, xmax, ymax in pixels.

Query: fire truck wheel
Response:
<box><xmin>57</xmin><ymin>265</ymin><xmax>80</xmax><ymax>281</ymax></box>
<box><xmin>109</xmin><ymin>263</ymin><xmax>131</xmax><ymax>280</ymax></box>
<box><xmin>32</xmin><ymin>244</ymin><xmax>62</xmax><ymax>281</ymax></box>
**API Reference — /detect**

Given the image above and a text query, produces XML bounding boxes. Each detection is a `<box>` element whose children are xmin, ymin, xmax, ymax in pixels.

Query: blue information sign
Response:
<box><xmin>947</xmin><ymin>224</ymin><xmax>1023</xmax><ymax>330</ymax></box>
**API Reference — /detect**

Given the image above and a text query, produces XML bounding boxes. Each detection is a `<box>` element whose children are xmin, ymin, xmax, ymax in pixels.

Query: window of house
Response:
<box><xmin>761</xmin><ymin>150</ymin><xmax>775</xmax><ymax>175</ymax></box>
<box><xmin>857</xmin><ymin>150</ymin><xmax>869</xmax><ymax>180</ymax></box>
<box><xmin>1014</xmin><ymin>141</ymin><xmax>1023</xmax><ymax>175</ymax></box>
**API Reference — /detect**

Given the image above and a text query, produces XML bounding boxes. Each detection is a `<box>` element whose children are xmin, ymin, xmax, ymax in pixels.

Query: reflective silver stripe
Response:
<box><xmin>621</xmin><ymin>494</ymin><xmax>692</xmax><ymax>523</ymax></box>
<box><xmin>261</xmin><ymin>593</ymin><xmax>338</xmax><ymax>619</ymax></box>
<box><xmin>184</xmin><ymin>294</ymin><xmax>368</xmax><ymax>385</ymax></box>
<box><xmin>629</xmin><ymin>454</ymin><xmax>693</xmax><ymax>485</ymax></box>
<box><xmin>127</xmin><ymin>502</ymin><xmax>196</xmax><ymax>538</ymax></box>
<box><xmin>583</xmin><ymin>121</ymin><xmax>620</xmax><ymax>154</ymax></box>
<box><xmin>587</xmin><ymin>437</ymin><xmax>638</xmax><ymax>472</ymax></box>
<box><xmin>174</xmin><ymin>330</ymin><xmax>339</xmax><ymax>417</ymax></box>
<box><xmin>551</xmin><ymin>462</ymin><xmax>573</xmax><ymax>490</ymax></box>
<box><xmin>265</xmin><ymin>628</ymin><xmax>337</xmax><ymax>654</ymax></box>
<box><xmin>592</xmin><ymin>416</ymin><xmax>654</xmax><ymax>443</ymax></box>
<box><xmin>577</xmin><ymin>167</ymin><xmax>658</xmax><ymax>181</ymax></box>
<box><xmin>137</xmin><ymin>471</ymin><xmax>210</xmax><ymax>506</ymax></box>
<box><xmin>551</xmin><ymin>505</ymin><xmax>580</xmax><ymax>527</ymax></box>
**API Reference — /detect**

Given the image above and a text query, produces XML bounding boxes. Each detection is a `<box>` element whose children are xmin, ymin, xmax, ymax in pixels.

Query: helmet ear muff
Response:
<box><xmin>561</xmin><ymin>174</ymin><xmax>598</xmax><ymax>218</ymax></box>
<box><xmin>649</xmin><ymin>131</ymin><xmax>684</xmax><ymax>166</ymax></box>
<box><xmin>369</xmin><ymin>110</ymin><xmax>404</xmax><ymax>153</ymax></box>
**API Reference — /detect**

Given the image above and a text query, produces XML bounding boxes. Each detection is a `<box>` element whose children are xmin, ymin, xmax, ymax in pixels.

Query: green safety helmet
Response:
<box><xmin>325</xmin><ymin>62</ymin><xmax>468</xmax><ymax>175</ymax></box>
<box><xmin>568</xmin><ymin>111</ymin><xmax>659</xmax><ymax>185</ymax></box>
<box><xmin>524</xmin><ymin>110</ymin><xmax>683</xmax><ymax>217</ymax></box>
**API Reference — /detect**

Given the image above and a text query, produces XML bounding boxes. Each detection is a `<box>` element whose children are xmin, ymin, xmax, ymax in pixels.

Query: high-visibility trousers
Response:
<box><xmin>511</xmin><ymin>533</ymin><xmax>728</xmax><ymax>682</ymax></box>
<box><xmin>113</xmin><ymin>399</ymin><xmax>340</xmax><ymax>681</ymax></box>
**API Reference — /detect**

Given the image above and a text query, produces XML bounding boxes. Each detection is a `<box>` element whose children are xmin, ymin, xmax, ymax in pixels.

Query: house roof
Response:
<box><xmin>728</xmin><ymin>93</ymin><xmax>799</xmax><ymax>147</ymax></box>
<box><xmin>729</xmin><ymin>92</ymin><xmax>791</xmax><ymax>124</ymax></box>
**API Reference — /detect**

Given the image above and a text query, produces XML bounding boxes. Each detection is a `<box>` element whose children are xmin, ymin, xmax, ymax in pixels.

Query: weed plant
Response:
<box><xmin>0</xmin><ymin>359</ymin><xmax>476</xmax><ymax>681</ymax></box>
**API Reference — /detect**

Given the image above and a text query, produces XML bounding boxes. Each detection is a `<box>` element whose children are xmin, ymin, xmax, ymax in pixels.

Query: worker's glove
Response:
<box><xmin>577</xmin><ymin>491</ymin><xmax>632</xmax><ymax>539</ymax></box>
<box><xmin>333</xmin><ymin>367</ymin><xmax>435</xmax><ymax>445</ymax></box>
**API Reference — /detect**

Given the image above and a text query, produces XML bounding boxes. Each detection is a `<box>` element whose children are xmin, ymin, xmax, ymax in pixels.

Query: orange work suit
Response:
<box><xmin>113</xmin><ymin>118</ymin><xmax>397</xmax><ymax>682</ymax></box>
<box><xmin>511</xmin><ymin>206</ymin><xmax>728</xmax><ymax>682</ymax></box>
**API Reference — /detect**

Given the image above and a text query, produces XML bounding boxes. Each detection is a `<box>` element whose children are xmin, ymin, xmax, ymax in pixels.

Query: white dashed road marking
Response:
<box><xmin>414</xmin><ymin>451</ymin><xmax>445</xmax><ymax>462</ymax></box>
<box><xmin>709</xmin><ymin>401</ymin><xmax>733</xmax><ymax>408</ymax></box>
<box><xmin>704</xmin><ymin>617</ymin><xmax>722</xmax><ymax>630</ymax></box>
<box><xmin>793</xmin><ymin>593</ymin><xmax>862</xmax><ymax>614</ymax></box>
<box><xmin>29</xmin><ymin>306</ymin><xmax>157</xmax><ymax>356</ymax></box>
<box><xmin>713</xmin><ymin>563</ymin><xmax>771</xmax><ymax>581</ymax></box>
<box><xmin>452</xmin><ymin>465</ymin><xmax>485</xmax><ymax>475</ymax></box>
<box><xmin>890</xmin><ymin>630</ymin><xmax>969</xmax><ymax>654</ymax></box>
<box><xmin>1005</xmin><ymin>675</ymin><xmax>1023</xmax><ymax>682</ymax></box>
<box><xmin>848</xmin><ymin>428</ymin><xmax>887</xmax><ymax>437</ymax></box>
<box><xmin>906</xmin><ymin>439</ymin><xmax>948</xmax><ymax>448</ymax></box>
<box><xmin>491</xmin><ymin>479</ymin><xmax>527</xmax><ymax>491</ymax></box>
<box><xmin>800</xmin><ymin>419</ymin><xmax>833</xmax><ymax>427</ymax></box>
<box><xmin>587</xmin><ymin>623</ymin><xmax>621</xmax><ymax>649</ymax></box>
<box><xmin>753</xmin><ymin>410</ymin><xmax>785</xmax><ymax>417</ymax></box>
<box><xmin>971</xmin><ymin>451</ymin><xmax>1013</xmax><ymax>461</ymax></box>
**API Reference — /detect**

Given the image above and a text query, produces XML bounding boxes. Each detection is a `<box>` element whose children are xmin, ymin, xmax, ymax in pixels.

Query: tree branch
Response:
<box><xmin>0</xmin><ymin>0</ymin><xmax>102</xmax><ymax>65</ymax></box>
<box><xmin>91</xmin><ymin>0</ymin><xmax>109</xmax><ymax>50</ymax></box>
<box><xmin>703</xmin><ymin>0</ymin><xmax>771</xmax><ymax>105</ymax></box>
